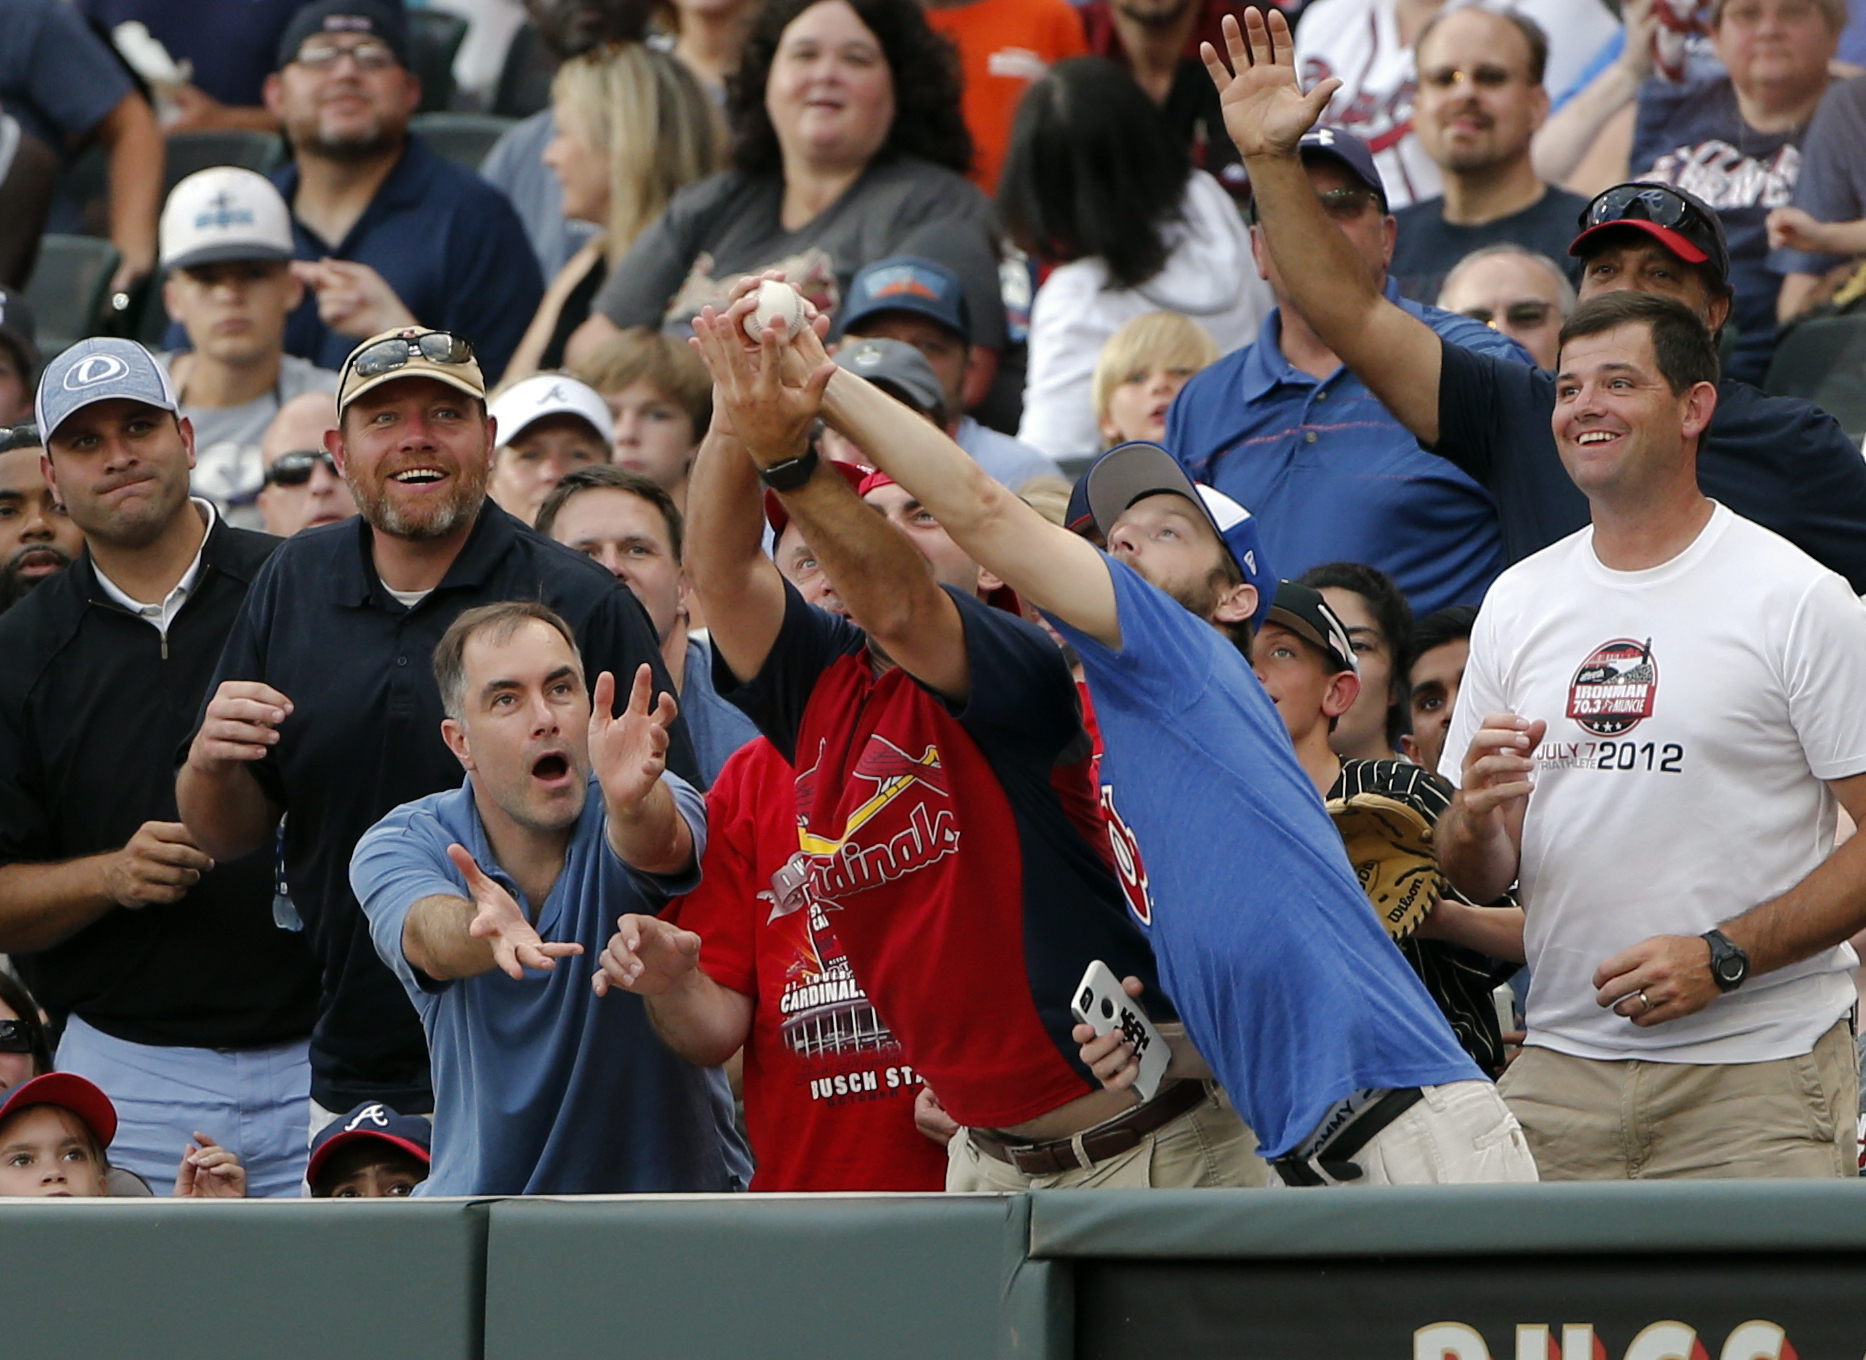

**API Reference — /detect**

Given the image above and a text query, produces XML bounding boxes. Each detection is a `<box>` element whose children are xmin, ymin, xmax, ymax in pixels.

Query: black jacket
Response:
<box><xmin>0</xmin><ymin>514</ymin><xmax>319</xmax><ymax>1049</ymax></box>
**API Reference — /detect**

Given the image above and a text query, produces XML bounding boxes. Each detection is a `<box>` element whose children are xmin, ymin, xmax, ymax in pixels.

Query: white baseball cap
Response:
<box><xmin>160</xmin><ymin>166</ymin><xmax>296</xmax><ymax>274</ymax></box>
<box><xmin>487</xmin><ymin>373</ymin><xmax>615</xmax><ymax>448</ymax></box>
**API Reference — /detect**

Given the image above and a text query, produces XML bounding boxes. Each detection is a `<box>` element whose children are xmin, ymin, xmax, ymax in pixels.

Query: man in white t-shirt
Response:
<box><xmin>1437</xmin><ymin>289</ymin><xmax>1866</xmax><ymax>1180</ymax></box>
<box><xmin>1294</xmin><ymin>0</ymin><xmax>1619</xmax><ymax>209</ymax></box>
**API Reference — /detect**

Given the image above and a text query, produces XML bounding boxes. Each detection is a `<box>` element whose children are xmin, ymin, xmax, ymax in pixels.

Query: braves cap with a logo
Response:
<box><xmin>487</xmin><ymin>372</ymin><xmax>615</xmax><ymax>449</ymax></box>
<box><xmin>1267</xmin><ymin>581</ymin><xmax>1359</xmax><ymax>675</ymax></box>
<box><xmin>0</xmin><ymin>1072</ymin><xmax>118</xmax><ymax>1150</ymax></box>
<box><xmin>1283</xmin><ymin>127</ymin><xmax>1388</xmax><ymax>212</ymax></box>
<box><xmin>1080</xmin><ymin>440</ymin><xmax>1275</xmax><ymax>629</ymax></box>
<box><xmin>276</xmin><ymin>0</ymin><xmax>411</xmax><ymax>71</ymax></box>
<box><xmin>0</xmin><ymin>288</ymin><xmax>39</xmax><ymax>376</ymax></box>
<box><xmin>841</xmin><ymin>256</ymin><xmax>973</xmax><ymax>344</ymax></box>
<box><xmin>832</xmin><ymin>337</ymin><xmax>945</xmax><ymax>420</ymax></box>
<box><xmin>306</xmin><ymin>1101</ymin><xmax>432</xmax><ymax>1188</ymax></box>
<box><xmin>35</xmin><ymin>338</ymin><xmax>180</xmax><ymax>443</ymax></box>
<box><xmin>160</xmin><ymin>167</ymin><xmax>297</xmax><ymax>274</ymax></box>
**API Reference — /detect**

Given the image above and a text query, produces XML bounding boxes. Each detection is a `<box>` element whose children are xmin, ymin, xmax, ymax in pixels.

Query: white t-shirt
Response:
<box><xmin>1295</xmin><ymin>0</ymin><xmax>1621</xmax><ymax>210</ymax></box>
<box><xmin>1440</xmin><ymin>504</ymin><xmax>1866</xmax><ymax>1064</ymax></box>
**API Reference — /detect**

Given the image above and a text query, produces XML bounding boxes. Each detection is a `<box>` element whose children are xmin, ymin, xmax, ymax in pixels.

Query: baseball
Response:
<box><xmin>743</xmin><ymin>279</ymin><xmax>808</xmax><ymax>340</ymax></box>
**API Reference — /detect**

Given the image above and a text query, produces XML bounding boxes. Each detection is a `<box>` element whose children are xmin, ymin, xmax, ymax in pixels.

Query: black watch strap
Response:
<box><xmin>1702</xmin><ymin>928</ymin><xmax>1749</xmax><ymax>992</ymax></box>
<box><xmin>757</xmin><ymin>445</ymin><xmax>819</xmax><ymax>493</ymax></box>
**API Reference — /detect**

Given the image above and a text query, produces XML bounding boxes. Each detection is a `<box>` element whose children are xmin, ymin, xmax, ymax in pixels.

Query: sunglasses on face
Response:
<box><xmin>295</xmin><ymin>38</ymin><xmax>398</xmax><ymax>71</ymax></box>
<box><xmin>1461</xmin><ymin>300</ymin><xmax>1558</xmax><ymax>329</ymax></box>
<box><xmin>0</xmin><ymin>1018</ymin><xmax>39</xmax><ymax>1054</ymax></box>
<box><xmin>1420</xmin><ymin>64</ymin><xmax>1521</xmax><ymax>90</ymax></box>
<box><xmin>1317</xmin><ymin>187</ymin><xmax>1380</xmax><ymax>221</ymax></box>
<box><xmin>265</xmin><ymin>449</ymin><xmax>336</xmax><ymax>487</ymax></box>
<box><xmin>342</xmin><ymin>331</ymin><xmax>476</xmax><ymax>386</ymax></box>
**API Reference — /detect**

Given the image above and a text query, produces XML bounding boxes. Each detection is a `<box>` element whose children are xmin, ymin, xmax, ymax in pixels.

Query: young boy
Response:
<box><xmin>571</xmin><ymin>329</ymin><xmax>710</xmax><ymax>515</ymax></box>
<box><xmin>1091</xmin><ymin>312</ymin><xmax>1219</xmax><ymax>449</ymax></box>
<box><xmin>305</xmin><ymin>1101</ymin><xmax>432</xmax><ymax>1198</ymax></box>
<box><xmin>0</xmin><ymin>1073</ymin><xmax>245</xmax><ymax>1197</ymax></box>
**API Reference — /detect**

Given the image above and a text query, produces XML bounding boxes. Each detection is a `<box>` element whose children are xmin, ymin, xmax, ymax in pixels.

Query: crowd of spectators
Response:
<box><xmin>5</xmin><ymin>0</ymin><xmax>1866</xmax><ymax>1202</ymax></box>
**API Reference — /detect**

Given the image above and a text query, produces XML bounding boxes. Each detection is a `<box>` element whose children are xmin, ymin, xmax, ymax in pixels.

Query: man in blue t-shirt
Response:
<box><xmin>713</xmin><ymin>287</ymin><xmax>1532</xmax><ymax>1185</ymax></box>
<box><xmin>351</xmin><ymin>600</ymin><xmax>746</xmax><ymax>1196</ymax></box>
<box><xmin>1205</xmin><ymin>8</ymin><xmax>1866</xmax><ymax>592</ymax></box>
<box><xmin>1168</xmin><ymin>127</ymin><xmax>1512</xmax><ymax>615</ymax></box>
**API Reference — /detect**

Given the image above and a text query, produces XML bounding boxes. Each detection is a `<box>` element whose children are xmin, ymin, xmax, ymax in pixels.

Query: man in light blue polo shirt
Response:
<box><xmin>1166</xmin><ymin>128</ymin><xmax>1520</xmax><ymax>614</ymax></box>
<box><xmin>351</xmin><ymin>599</ymin><xmax>745</xmax><ymax>1196</ymax></box>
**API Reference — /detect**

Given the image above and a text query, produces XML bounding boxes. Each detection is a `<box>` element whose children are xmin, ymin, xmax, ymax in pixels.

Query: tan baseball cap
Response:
<box><xmin>337</xmin><ymin>327</ymin><xmax>485</xmax><ymax>417</ymax></box>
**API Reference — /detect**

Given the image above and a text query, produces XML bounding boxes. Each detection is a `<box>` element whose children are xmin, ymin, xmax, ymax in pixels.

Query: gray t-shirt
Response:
<box><xmin>591</xmin><ymin>155</ymin><xmax>1007</xmax><ymax>348</ymax></box>
<box><xmin>156</xmin><ymin>352</ymin><xmax>339</xmax><ymax>524</ymax></box>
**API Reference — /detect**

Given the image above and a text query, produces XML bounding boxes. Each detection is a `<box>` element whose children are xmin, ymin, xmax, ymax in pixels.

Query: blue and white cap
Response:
<box><xmin>35</xmin><ymin>338</ymin><xmax>179</xmax><ymax>442</ymax></box>
<box><xmin>1081</xmin><ymin>440</ymin><xmax>1275</xmax><ymax>629</ymax></box>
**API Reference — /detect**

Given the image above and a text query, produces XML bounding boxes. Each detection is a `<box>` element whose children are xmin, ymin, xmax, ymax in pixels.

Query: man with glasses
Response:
<box><xmin>1387</xmin><ymin>6</ymin><xmax>1586</xmax><ymax>307</ymax></box>
<box><xmin>156</xmin><ymin>168</ymin><xmax>339</xmax><ymax>528</ymax></box>
<box><xmin>1436</xmin><ymin>244</ymin><xmax>1575</xmax><ymax>371</ymax></box>
<box><xmin>253</xmin><ymin>0</ymin><xmax>542</xmax><ymax>382</ymax></box>
<box><xmin>178</xmin><ymin>327</ymin><xmax>698</xmax><ymax>1138</ymax></box>
<box><xmin>1208</xmin><ymin>6</ymin><xmax>1866</xmax><ymax>590</ymax></box>
<box><xmin>256</xmin><ymin>391</ymin><xmax>355</xmax><ymax>538</ymax></box>
<box><xmin>1165</xmin><ymin>127</ymin><xmax>1519</xmax><ymax>614</ymax></box>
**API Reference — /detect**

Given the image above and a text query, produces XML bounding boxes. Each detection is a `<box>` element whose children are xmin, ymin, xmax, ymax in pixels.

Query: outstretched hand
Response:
<box><xmin>592</xmin><ymin>911</ymin><xmax>703</xmax><ymax>997</ymax></box>
<box><xmin>446</xmin><ymin>843</ymin><xmax>584</xmax><ymax>980</ymax></box>
<box><xmin>1201</xmin><ymin>7</ymin><xmax>1340</xmax><ymax>161</ymax></box>
<box><xmin>690</xmin><ymin>277</ymin><xmax>836</xmax><ymax>469</ymax></box>
<box><xmin>590</xmin><ymin>665</ymin><xmax>676</xmax><ymax>813</ymax></box>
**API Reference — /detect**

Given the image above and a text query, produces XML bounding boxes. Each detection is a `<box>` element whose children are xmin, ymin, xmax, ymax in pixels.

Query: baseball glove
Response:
<box><xmin>1326</xmin><ymin>792</ymin><xmax>1445</xmax><ymax>942</ymax></box>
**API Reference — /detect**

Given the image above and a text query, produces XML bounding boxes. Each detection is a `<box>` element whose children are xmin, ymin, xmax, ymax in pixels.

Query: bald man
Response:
<box><xmin>256</xmin><ymin>391</ymin><xmax>355</xmax><ymax>537</ymax></box>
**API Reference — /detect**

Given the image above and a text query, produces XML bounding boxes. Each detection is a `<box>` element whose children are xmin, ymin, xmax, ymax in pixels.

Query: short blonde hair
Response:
<box><xmin>551</xmin><ymin>43</ymin><xmax>722</xmax><ymax>264</ymax></box>
<box><xmin>1090</xmin><ymin>312</ymin><xmax>1221</xmax><ymax>426</ymax></box>
<box><xmin>571</xmin><ymin>326</ymin><xmax>712</xmax><ymax>432</ymax></box>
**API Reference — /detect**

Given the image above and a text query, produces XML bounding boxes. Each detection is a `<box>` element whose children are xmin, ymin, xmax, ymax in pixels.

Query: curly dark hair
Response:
<box><xmin>997</xmin><ymin>57</ymin><xmax>1191</xmax><ymax>288</ymax></box>
<box><xmin>725</xmin><ymin>0</ymin><xmax>972</xmax><ymax>178</ymax></box>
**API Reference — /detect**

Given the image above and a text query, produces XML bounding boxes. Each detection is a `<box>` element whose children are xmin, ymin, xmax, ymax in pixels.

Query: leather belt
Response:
<box><xmin>970</xmin><ymin>1079</ymin><xmax>1210</xmax><ymax>1176</ymax></box>
<box><xmin>1271</xmin><ymin>1086</ymin><xmax>1423</xmax><ymax>1186</ymax></box>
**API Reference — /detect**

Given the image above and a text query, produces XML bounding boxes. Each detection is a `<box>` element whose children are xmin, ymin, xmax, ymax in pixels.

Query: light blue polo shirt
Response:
<box><xmin>353</xmin><ymin>771</ymin><xmax>749</xmax><ymax>1196</ymax></box>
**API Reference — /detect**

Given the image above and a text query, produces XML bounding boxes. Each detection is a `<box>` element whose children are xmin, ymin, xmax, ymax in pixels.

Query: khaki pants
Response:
<box><xmin>1333</xmin><ymin>1079</ymin><xmax>1539</xmax><ymax>1186</ymax></box>
<box><xmin>1498</xmin><ymin>1018</ymin><xmax>1857</xmax><ymax>1181</ymax></box>
<box><xmin>944</xmin><ymin>1083</ymin><xmax>1272</xmax><ymax>1190</ymax></box>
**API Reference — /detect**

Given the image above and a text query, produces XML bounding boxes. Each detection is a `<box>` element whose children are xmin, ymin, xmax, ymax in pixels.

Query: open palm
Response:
<box><xmin>1201</xmin><ymin>8</ymin><xmax>1341</xmax><ymax>161</ymax></box>
<box><xmin>589</xmin><ymin>665</ymin><xmax>675</xmax><ymax>813</ymax></box>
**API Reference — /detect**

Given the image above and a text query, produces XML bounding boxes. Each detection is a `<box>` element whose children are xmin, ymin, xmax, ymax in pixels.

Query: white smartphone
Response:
<box><xmin>1071</xmin><ymin>960</ymin><xmax>1170</xmax><ymax>1103</ymax></box>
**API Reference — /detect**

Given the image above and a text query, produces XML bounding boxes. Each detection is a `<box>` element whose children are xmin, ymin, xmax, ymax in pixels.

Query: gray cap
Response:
<box><xmin>0</xmin><ymin>288</ymin><xmax>38</xmax><ymax>375</ymax></box>
<box><xmin>833</xmin><ymin>337</ymin><xmax>944</xmax><ymax>421</ymax></box>
<box><xmin>35</xmin><ymin>338</ymin><xmax>179</xmax><ymax>442</ymax></box>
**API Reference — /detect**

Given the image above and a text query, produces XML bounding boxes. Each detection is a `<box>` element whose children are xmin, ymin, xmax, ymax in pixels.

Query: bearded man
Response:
<box><xmin>178</xmin><ymin>327</ymin><xmax>700</xmax><ymax>1137</ymax></box>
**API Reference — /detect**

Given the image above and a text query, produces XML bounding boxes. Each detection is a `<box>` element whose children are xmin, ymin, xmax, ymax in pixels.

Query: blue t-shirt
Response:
<box><xmin>1633</xmin><ymin>73</ymin><xmax>1808</xmax><ymax>386</ymax></box>
<box><xmin>681</xmin><ymin>633</ymin><xmax>759</xmax><ymax>786</ymax></box>
<box><xmin>0</xmin><ymin>0</ymin><xmax>131</xmax><ymax>149</ymax></box>
<box><xmin>352</xmin><ymin>771</ymin><xmax>749</xmax><ymax>1196</ymax></box>
<box><xmin>1166</xmin><ymin>282</ymin><xmax>1524</xmax><ymax>612</ymax></box>
<box><xmin>1046</xmin><ymin>559</ymin><xmax>1480</xmax><ymax>1159</ymax></box>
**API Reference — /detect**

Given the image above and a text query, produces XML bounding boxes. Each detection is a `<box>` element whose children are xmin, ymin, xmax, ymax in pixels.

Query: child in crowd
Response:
<box><xmin>0</xmin><ymin>1072</ymin><xmax>246</xmax><ymax>1198</ymax></box>
<box><xmin>570</xmin><ymin>327</ymin><xmax>711</xmax><ymax>516</ymax></box>
<box><xmin>306</xmin><ymin>1103</ymin><xmax>432</xmax><ymax>1199</ymax></box>
<box><xmin>1091</xmin><ymin>312</ymin><xmax>1220</xmax><ymax>450</ymax></box>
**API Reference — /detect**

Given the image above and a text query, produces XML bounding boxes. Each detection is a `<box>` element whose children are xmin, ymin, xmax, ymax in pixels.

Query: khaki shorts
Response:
<box><xmin>944</xmin><ymin>1083</ymin><xmax>1272</xmax><ymax>1191</ymax></box>
<box><xmin>1333</xmin><ymin>1079</ymin><xmax>1539</xmax><ymax>1186</ymax></box>
<box><xmin>1498</xmin><ymin>1017</ymin><xmax>1857</xmax><ymax>1181</ymax></box>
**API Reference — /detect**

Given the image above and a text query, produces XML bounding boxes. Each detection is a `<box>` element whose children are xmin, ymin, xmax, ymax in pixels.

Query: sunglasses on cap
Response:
<box><xmin>342</xmin><ymin>330</ymin><xmax>476</xmax><ymax>384</ymax></box>
<box><xmin>265</xmin><ymin>449</ymin><xmax>336</xmax><ymax>487</ymax></box>
<box><xmin>0</xmin><ymin>1018</ymin><xmax>40</xmax><ymax>1055</ymax></box>
<box><xmin>1581</xmin><ymin>185</ymin><xmax>1706</xmax><ymax>234</ymax></box>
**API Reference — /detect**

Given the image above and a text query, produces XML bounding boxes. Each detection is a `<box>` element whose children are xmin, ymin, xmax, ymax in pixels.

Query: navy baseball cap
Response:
<box><xmin>1081</xmin><ymin>441</ymin><xmax>1275</xmax><ymax>629</ymax></box>
<box><xmin>1570</xmin><ymin>183</ymin><xmax>1731</xmax><ymax>287</ymax></box>
<box><xmin>841</xmin><ymin>256</ymin><xmax>973</xmax><ymax>344</ymax></box>
<box><xmin>35</xmin><ymin>338</ymin><xmax>179</xmax><ymax>443</ymax></box>
<box><xmin>1267</xmin><ymin>581</ymin><xmax>1358</xmax><ymax>675</ymax></box>
<box><xmin>277</xmin><ymin>0</ymin><xmax>411</xmax><ymax>72</ymax></box>
<box><xmin>307</xmin><ymin>1101</ymin><xmax>432</xmax><ymax>1188</ymax></box>
<box><xmin>1296</xmin><ymin>127</ymin><xmax>1387</xmax><ymax>210</ymax></box>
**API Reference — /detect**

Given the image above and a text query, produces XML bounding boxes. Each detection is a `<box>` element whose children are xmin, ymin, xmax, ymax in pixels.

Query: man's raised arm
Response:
<box><xmin>1205</xmin><ymin>8</ymin><xmax>1447</xmax><ymax>444</ymax></box>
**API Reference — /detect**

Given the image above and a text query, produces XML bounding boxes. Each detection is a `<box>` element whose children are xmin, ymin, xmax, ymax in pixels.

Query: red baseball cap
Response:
<box><xmin>764</xmin><ymin>458</ymin><xmax>871</xmax><ymax>538</ymax></box>
<box><xmin>0</xmin><ymin>1072</ymin><xmax>117</xmax><ymax>1149</ymax></box>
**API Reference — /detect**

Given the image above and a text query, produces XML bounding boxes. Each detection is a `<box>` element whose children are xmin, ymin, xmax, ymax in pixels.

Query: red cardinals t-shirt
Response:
<box><xmin>671</xmin><ymin>737</ymin><xmax>947</xmax><ymax>1192</ymax></box>
<box><xmin>715</xmin><ymin>582</ymin><xmax>1166</xmax><ymax>1131</ymax></box>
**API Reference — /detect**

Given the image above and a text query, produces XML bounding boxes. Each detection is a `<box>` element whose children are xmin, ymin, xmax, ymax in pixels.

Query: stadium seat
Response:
<box><xmin>492</xmin><ymin>21</ymin><xmax>559</xmax><ymax>119</ymax></box>
<box><xmin>26</xmin><ymin>235</ymin><xmax>120</xmax><ymax>357</ymax></box>
<box><xmin>164</xmin><ymin>130</ymin><xmax>284</xmax><ymax>194</ymax></box>
<box><xmin>411</xmin><ymin>112</ymin><xmax>519</xmax><ymax>173</ymax></box>
<box><xmin>1763</xmin><ymin>314</ymin><xmax>1866</xmax><ymax>441</ymax></box>
<box><xmin>409</xmin><ymin>9</ymin><xmax>470</xmax><ymax>113</ymax></box>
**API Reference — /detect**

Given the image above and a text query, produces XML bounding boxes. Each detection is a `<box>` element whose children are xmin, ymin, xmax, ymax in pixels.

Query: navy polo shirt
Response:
<box><xmin>196</xmin><ymin>501</ymin><xmax>699</xmax><ymax>1113</ymax></box>
<box><xmin>1166</xmin><ymin>280</ymin><xmax>1522</xmax><ymax>613</ymax></box>
<box><xmin>269</xmin><ymin>137</ymin><xmax>541</xmax><ymax>383</ymax></box>
<box><xmin>1436</xmin><ymin>338</ymin><xmax>1866</xmax><ymax>592</ymax></box>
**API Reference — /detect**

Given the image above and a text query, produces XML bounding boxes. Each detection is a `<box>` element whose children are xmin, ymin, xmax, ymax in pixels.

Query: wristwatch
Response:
<box><xmin>757</xmin><ymin>445</ymin><xmax>819</xmax><ymax>493</ymax></box>
<box><xmin>1702</xmin><ymin>929</ymin><xmax>1749</xmax><ymax>992</ymax></box>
